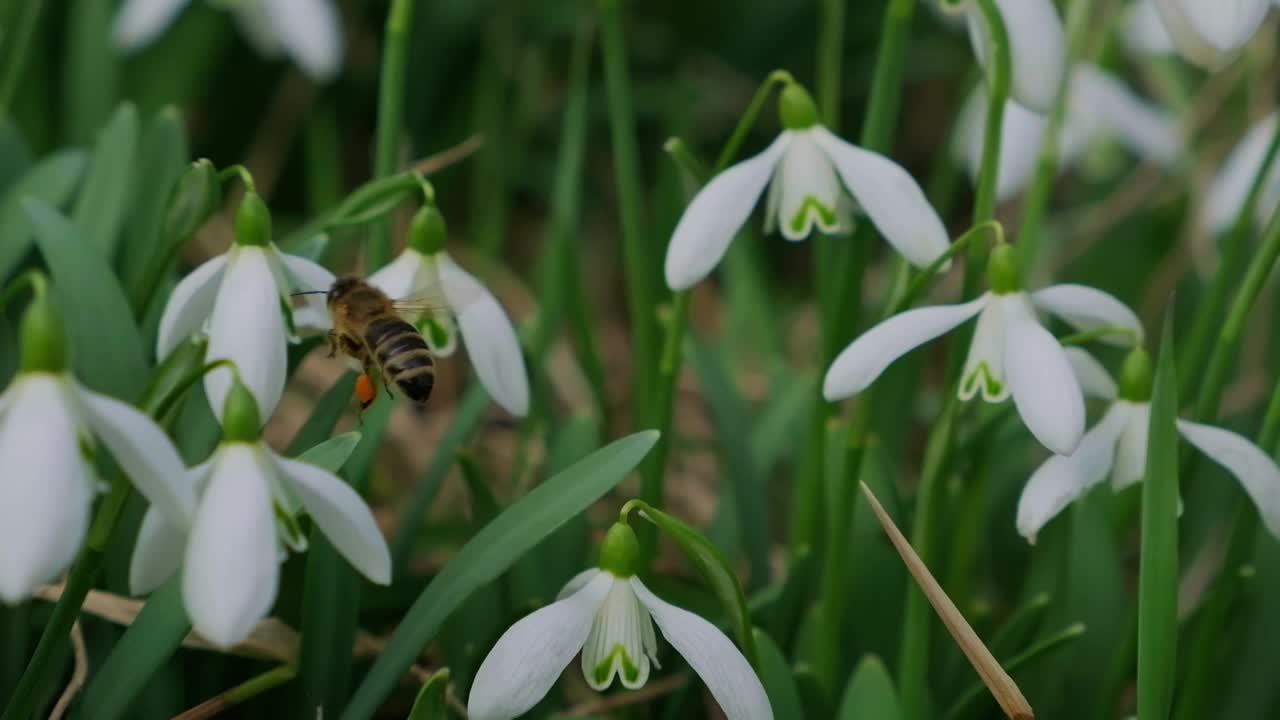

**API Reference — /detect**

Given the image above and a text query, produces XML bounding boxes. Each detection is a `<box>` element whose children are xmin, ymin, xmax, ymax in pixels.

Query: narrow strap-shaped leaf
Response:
<box><xmin>295</xmin><ymin>432</ymin><xmax>363</xmax><ymax>474</ymax></box>
<box><xmin>24</xmin><ymin>198</ymin><xmax>148</xmax><ymax>400</ymax></box>
<box><xmin>407</xmin><ymin>669</ymin><xmax>451</xmax><ymax>720</ymax></box>
<box><xmin>341</xmin><ymin>430</ymin><xmax>659</xmax><ymax>720</ymax></box>
<box><xmin>0</xmin><ymin>150</ymin><xmax>87</xmax><ymax>283</ymax></box>
<box><xmin>62</xmin><ymin>0</ymin><xmax>120</xmax><ymax>145</ymax></box>
<box><xmin>1137</xmin><ymin>315</ymin><xmax>1179</xmax><ymax>720</ymax></box>
<box><xmin>122</xmin><ymin>108</ymin><xmax>189</xmax><ymax>294</ymax></box>
<box><xmin>837</xmin><ymin>655</ymin><xmax>903</xmax><ymax>720</ymax></box>
<box><xmin>753</xmin><ymin>627</ymin><xmax>805</xmax><ymax>720</ymax></box>
<box><xmin>73</xmin><ymin>103</ymin><xmax>138</xmax><ymax>259</ymax></box>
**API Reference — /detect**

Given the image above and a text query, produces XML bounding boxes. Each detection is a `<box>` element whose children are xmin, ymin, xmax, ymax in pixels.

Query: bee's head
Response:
<box><xmin>327</xmin><ymin>276</ymin><xmax>363</xmax><ymax>305</ymax></box>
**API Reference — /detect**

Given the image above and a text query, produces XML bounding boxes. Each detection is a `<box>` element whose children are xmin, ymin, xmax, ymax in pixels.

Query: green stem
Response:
<box><xmin>1181</xmin><ymin>120</ymin><xmax>1280</xmax><ymax>395</ymax></box>
<box><xmin>470</xmin><ymin>8</ymin><xmax>516</xmax><ymax>259</ymax></box>
<box><xmin>1057</xmin><ymin>325</ymin><xmax>1141</xmax><ymax>347</ymax></box>
<box><xmin>1192</xmin><ymin>202</ymin><xmax>1280</xmax><ymax>421</ymax></box>
<box><xmin>367</xmin><ymin>0</ymin><xmax>415</xmax><ymax>272</ymax></box>
<box><xmin>598</xmin><ymin>0</ymin><xmax>658</xmax><ymax>431</ymax></box>
<box><xmin>0</xmin><ymin>0</ymin><xmax>46</xmax><ymax>112</ymax></box>
<box><xmin>816</xmin><ymin>0</ymin><xmax>847</xmax><ymax>129</ymax></box>
<box><xmin>716</xmin><ymin>71</ymin><xmax>793</xmax><ymax>172</ymax></box>
<box><xmin>897</xmin><ymin>4</ymin><xmax>1008</xmax><ymax>717</ymax></box>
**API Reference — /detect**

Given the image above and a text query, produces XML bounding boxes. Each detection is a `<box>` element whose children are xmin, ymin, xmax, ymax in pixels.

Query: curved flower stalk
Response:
<box><xmin>942</xmin><ymin>0</ymin><xmax>1067</xmax><ymax>112</ymax></box>
<box><xmin>1123</xmin><ymin>0</ymin><xmax>1177</xmax><ymax>55</ymax></box>
<box><xmin>156</xmin><ymin>192</ymin><xmax>334</xmax><ymax>424</ymax></box>
<box><xmin>468</xmin><ymin>523</ymin><xmax>771</xmax><ymax>720</ymax></box>
<box><xmin>129</xmin><ymin>378</ymin><xmax>390</xmax><ymax>647</ymax></box>
<box><xmin>1204</xmin><ymin>112</ymin><xmax>1280</xmax><ymax>235</ymax></box>
<box><xmin>0</xmin><ymin>283</ymin><xmax>191</xmax><ymax>603</ymax></box>
<box><xmin>823</xmin><ymin>245</ymin><xmax>1144</xmax><ymax>455</ymax></box>
<box><xmin>1017</xmin><ymin>347</ymin><xmax>1280</xmax><ymax>541</ymax></box>
<box><xmin>954</xmin><ymin>64</ymin><xmax>1180</xmax><ymax>202</ymax></box>
<box><xmin>113</xmin><ymin>0</ymin><xmax>343</xmax><ymax>81</ymax></box>
<box><xmin>1150</xmin><ymin>0</ymin><xmax>1274</xmax><ymax>69</ymax></box>
<box><xmin>367</xmin><ymin>206</ymin><xmax>529</xmax><ymax>416</ymax></box>
<box><xmin>664</xmin><ymin>82</ymin><xmax>949</xmax><ymax>291</ymax></box>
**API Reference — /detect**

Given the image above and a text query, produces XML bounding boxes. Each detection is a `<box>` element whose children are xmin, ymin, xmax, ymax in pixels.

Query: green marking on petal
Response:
<box><xmin>961</xmin><ymin>363</ymin><xmax>1002</xmax><ymax>401</ymax></box>
<box><xmin>593</xmin><ymin>646</ymin><xmax>640</xmax><ymax>687</ymax></box>
<box><xmin>274</xmin><ymin>502</ymin><xmax>307</xmax><ymax>552</ymax></box>
<box><xmin>789</xmin><ymin>196</ymin><xmax>838</xmax><ymax>236</ymax></box>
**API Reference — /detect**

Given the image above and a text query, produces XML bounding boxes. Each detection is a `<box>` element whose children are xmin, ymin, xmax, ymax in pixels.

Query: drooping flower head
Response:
<box><xmin>468</xmin><ymin>522</ymin><xmax>772</xmax><ymax>720</ymax></box>
<box><xmin>156</xmin><ymin>191</ymin><xmax>335</xmax><ymax>425</ymax></box>
<box><xmin>1017</xmin><ymin>347</ymin><xmax>1280</xmax><ymax>541</ymax></box>
<box><xmin>824</xmin><ymin>244</ymin><xmax>1144</xmax><ymax>455</ymax></box>
<box><xmin>664</xmin><ymin>81</ymin><xmax>950</xmax><ymax>291</ymax></box>
<box><xmin>0</xmin><ymin>283</ymin><xmax>192</xmax><ymax>603</ymax></box>
<box><xmin>113</xmin><ymin>0</ymin><xmax>343</xmax><ymax>81</ymax></box>
<box><xmin>366</xmin><ymin>205</ymin><xmax>530</xmax><ymax>417</ymax></box>
<box><xmin>1205</xmin><ymin>111</ymin><xmax>1280</xmax><ymax>235</ymax></box>
<box><xmin>1149</xmin><ymin>0</ymin><xmax>1274</xmax><ymax>70</ymax></box>
<box><xmin>941</xmin><ymin>0</ymin><xmax>1068</xmax><ymax>113</ymax></box>
<box><xmin>129</xmin><ymin>376</ymin><xmax>390</xmax><ymax>647</ymax></box>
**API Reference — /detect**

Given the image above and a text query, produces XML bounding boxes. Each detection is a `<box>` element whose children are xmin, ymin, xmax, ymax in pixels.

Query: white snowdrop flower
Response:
<box><xmin>1017</xmin><ymin>347</ymin><xmax>1280</xmax><ymax>541</ymax></box>
<box><xmin>468</xmin><ymin>523</ymin><xmax>772</xmax><ymax>720</ymax></box>
<box><xmin>1204</xmin><ymin>112</ymin><xmax>1280</xmax><ymax>235</ymax></box>
<box><xmin>824</xmin><ymin>245</ymin><xmax>1144</xmax><ymax>455</ymax></box>
<box><xmin>1123</xmin><ymin>0</ymin><xmax>1177</xmax><ymax>55</ymax></box>
<box><xmin>664</xmin><ymin>83</ymin><xmax>949</xmax><ymax>291</ymax></box>
<box><xmin>156</xmin><ymin>193</ymin><xmax>334</xmax><ymax>425</ymax></box>
<box><xmin>366</xmin><ymin>206</ymin><xmax>530</xmax><ymax>417</ymax></box>
<box><xmin>0</xmin><ymin>288</ymin><xmax>192</xmax><ymax>603</ymax></box>
<box><xmin>941</xmin><ymin>0</ymin><xmax>1068</xmax><ymax>113</ymax></box>
<box><xmin>113</xmin><ymin>0</ymin><xmax>343</xmax><ymax>81</ymax></box>
<box><xmin>1150</xmin><ymin>0</ymin><xmax>1274</xmax><ymax>69</ymax></box>
<box><xmin>129</xmin><ymin>379</ymin><xmax>390</xmax><ymax>648</ymax></box>
<box><xmin>954</xmin><ymin>64</ymin><xmax>1180</xmax><ymax>202</ymax></box>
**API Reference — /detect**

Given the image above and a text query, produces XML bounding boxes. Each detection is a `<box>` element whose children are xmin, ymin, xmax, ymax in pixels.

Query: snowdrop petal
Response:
<box><xmin>259</xmin><ymin>0</ymin><xmax>343</xmax><ymax>81</ymax></box>
<box><xmin>960</xmin><ymin>298</ymin><xmax>1010</xmax><ymax>402</ymax></box>
<box><xmin>205</xmin><ymin>248</ymin><xmax>288</xmax><ymax>423</ymax></box>
<box><xmin>1031</xmin><ymin>284</ymin><xmax>1144</xmax><ymax>347</ymax></box>
<box><xmin>1205</xmin><ymin>113</ymin><xmax>1280</xmax><ymax>235</ymax></box>
<box><xmin>631</xmin><ymin>578</ymin><xmax>773</xmax><ymax>720</ymax></box>
<box><xmin>183</xmin><ymin>445</ymin><xmax>279</xmax><ymax>648</ymax></box>
<box><xmin>1177</xmin><ymin>419</ymin><xmax>1280</xmax><ymax>537</ymax></box>
<box><xmin>1069</xmin><ymin>65</ymin><xmax>1180</xmax><ymax>167</ymax></box>
<box><xmin>1063</xmin><ymin>347</ymin><xmax>1118</xmax><ymax>400</ymax></box>
<box><xmin>1004</xmin><ymin>299</ymin><xmax>1085</xmax><ymax>455</ymax></box>
<box><xmin>557</xmin><ymin>568</ymin><xmax>602</xmax><ymax>601</ymax></box>
<box><xmin>113</xmin><ymin>0</ymin><xmax>191</xmax><ymax>51</ymax></box>
<box><xmin>665</xmin><ymin>134</ymin><xmax>791</xmax><ymax>290</ymax></box>
<box><xmin>1113</xmin><ymin>402</ymin><xmax>1150</xmax><ymax>489</ymax></box>
<box><xmin>0</xmin><ymin>377</ymin><xmax>93</xmax><ymax>603</ymax></box>
<box><xmin>278</xmin><ymin>250</ymin><xmax>336</xmax><ymax>331</ymax></box>
<box><xmin>955</xmin><ymin>86</ymin><xmax>1053</xmax><ymax>202</ymax></box>
<box><xmin>582</xmin><ymin>581</ymin><xmax>653</xmax><ymax>690</ymax></box>
<box><xmin>129</xmin><ymin>506</ymin><xmax>187</xmax><ymax>595</ymax></box>
<box><xmin>966</xmin><ymin>0</ymin><xmax>1067</xmax><ymax>113</ymax></box>
<box><xmin>1153</xmin><ymin>0</ymin><xmax>1268</xmax><ymax>68</ymax></box>
<box><xmin>156</xmin><ymin>254</ymin><xmax>227</xmax><ymax>358</ymax></box>
<box><xmin>272</xmin><ymin>452</ymin><xmax>390</xmax><ymax>585</ymax></box>
<box><xmin>367</xmin><ymin>249</ymin><xmax>428</xmax><ymax>300</ymax></box>
<box><xmin>773</xmin><ymin>131</ymin><xmax>845</xmax><ymax>240</ymax></box>
<box><xmin>1016</xmin><ymin>404</ymin><xmax>1131</xmax><ymax>540</ymax></box>
<box><xmin>824</xmin><ymin>296</ymin><xmax>989</xmax><ymax>401</ymax></box>
<box><xmin>1123</xmin><ymin>0</ymin><xmax>1176</xmax><ymax>54</ymax></box>
<box><xmin>468</xmin><ymin>572</ymin><xmax>614</xmax><ymax>720</ymax></box>
<box><xmin>76</xmin><ymin>384</ymin><xmax>194</xmax><ymax>525</ymax></box>
<box><xmin>810</xmin><ymin>126</ymin><xmax>950</xmax><ymax>268</ymax></box>
<box><xmin>437</xmin><ymin>254</ymin><xmax>530</xmax><ymax>416</ymax></box>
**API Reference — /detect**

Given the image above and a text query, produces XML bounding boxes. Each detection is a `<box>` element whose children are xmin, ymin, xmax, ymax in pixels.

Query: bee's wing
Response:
<box><xmin>390</xmin><ymin>292</ymin><xmax>450</xmax><ymax>317</ymax></box>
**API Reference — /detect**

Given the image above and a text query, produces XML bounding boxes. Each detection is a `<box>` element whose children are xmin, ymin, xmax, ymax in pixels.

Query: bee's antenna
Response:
<box><xmin>291</xmin><ymin>290</ymin><xmax>328</xmax><ymax>297</ymax></box>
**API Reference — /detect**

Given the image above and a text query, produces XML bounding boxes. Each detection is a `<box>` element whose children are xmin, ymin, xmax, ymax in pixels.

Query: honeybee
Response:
<box><xmin>313</xmin><ymin>276</ymin><xmax>443</xmax><ymax>409</ymax></box>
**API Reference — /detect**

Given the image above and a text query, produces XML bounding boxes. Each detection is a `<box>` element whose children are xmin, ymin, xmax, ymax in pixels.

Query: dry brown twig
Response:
<box><xmin>560</xmin><ymin>674</ymin><xmax>688</xmax><ymax>717</ymax></box>
<box><xmin>859</xmin><ymin>481</ymin><xmax>1035</xmax><ymax>720</ymax></box>
<box><xmin>48</xmin><ymin>621</ymin><xmax>88</xmax><ymax>720</ymax></box>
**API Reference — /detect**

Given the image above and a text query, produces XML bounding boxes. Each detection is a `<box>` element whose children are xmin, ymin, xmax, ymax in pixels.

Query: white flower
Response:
<box><xmin>1123</xmin><ymin>0</ymin><xmax>1177</xmax><ymax>55</ymax></box>
<box><xmin>129</xmin><ymin>438</ymin><xmax>390</xmax><ymax>647</ymax></box>
<box><xmin>467</xmin><ymin>568</ymin><xmax>772</xmax><ymax>720</ymax></box>
<box><xmin>1150</xmin><ymin>0</ymin><xmax>1274</xmax><ymax>69</ymax></box>
<box><xmin>0</xmin><ymin>372</ymin><xmax>191</xmax><ymax>603</ymax></box>
<box><xmin>947</xmin><ymin>0</ymin><xmax>1068</xmax><ymax>113</ymax></box>
<box><xmin>664</xmin><ymin>85</ymin><xmax>948</xmax><ymax>291</ymax></box>
<box><xmin>954</xmin><ymin>64</ymin><xmax>1180</xmax><ymax>202</ymax></box>
<box><xmin>367</xmin><ymin>247</ymin><xmax>530</xmax><ymax>417</ymax></box>
<box><xmin>156</xmin><ymin>243</ymin><xmax>334</xmax><ymax>424</ymax></box>
<box><xmin>823</xmin><ymin>281</ymin><xmax>1143</xmax><ymax>455</ymax></box>
<box><xmin>113</xmin><ymin>0</ymin><xmax>343</xmax><ymax>81</ymax></box>
<box><xmin>1204</xmin><ymin>112</ymin><xmax>1280</xmax><ymax>235</ymax></box>
<box><xmin>1016</xmin><ymin>352</ymin><xmax>1280</xmax><ymax>541</ymax></box>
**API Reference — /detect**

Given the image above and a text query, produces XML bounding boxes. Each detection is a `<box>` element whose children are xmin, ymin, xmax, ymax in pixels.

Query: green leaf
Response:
<box><xmin>295</xmin><ymin>431</ymin><xmax>363</xmax><ymax>473</ymax></box>
<box><xmin>77</xmin><ymin>578</ymin><xmax>188</xmax><ymax>720</ymax></box>
<box><xmin>24</xmin><ymin>198</ymin><xmax>149</xmax><ymax>400</ymax></box>
<box><xmin>0</xmin><ymin>150</ymin><xmax>87</xmax><ymax>283</ymax></box>
<box><xmin>0</xmin><ymin>115</ymin><xmax>31</xmax><ymax>193</ymax></box>
<box><xmin>407</xmin><ymin>669</ymin><xmax>451</xmax><ymax>720</ymax></box>
<box><xmin>629</xmin><ymin>500</ymin><xmax>758</xmax><ymax>667</ymax></box>
<box><xmin>1137</xmin><ymin>314</ymin><xmax>1180</xmax><ymax>720</ymax></box>
<box><xmin>122</xmin><ymin>108</ymin><xmax>190</xmax><ymax>295</ymax></box>
<box><xmin>63</xmin><ymin>0</ymin><xmax>120</xmax><ymax>145</ymax></box>
<box><xmin>286</xmin><ymin>372</ymin><xmax>357</xmax><ymax>456</ymax></box>
<box><xmin>341</xmin><ymin>430</ymin><xmax>659</xmax><ymax>720</ymax></box>
<box><xmin>837</xmin><ymin>655</ymin><xmax>902</xmax><ymax>720</ymax></box>
<box><xmin>73</xmin><ymin>103</ymin><xmax>139</xmax><ymax>259</ymax></box>
<box><xmin>753</xmin><ymin>627</ymin><xmax>804</xmax><ymax>720</ymax></box>
<box><xmin>944</xmin><ymin>622</ymin><xmax>1086</xmax><ymax>720</ymax></box>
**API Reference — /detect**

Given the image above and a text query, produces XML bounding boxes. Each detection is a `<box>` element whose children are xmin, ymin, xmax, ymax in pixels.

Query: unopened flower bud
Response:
<box><xmin>162</xmin><ymin>159</ymin><xmax>221</xmax><ymax>242</ymax></box>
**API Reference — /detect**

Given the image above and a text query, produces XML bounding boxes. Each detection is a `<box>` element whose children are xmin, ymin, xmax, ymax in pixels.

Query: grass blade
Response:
<box><xmin>753</xmin><ymin>627</ymin><xmax>804</xmax><ymax>720</ymax></box>
<box><xmin>837</xmin><ymin>655</ymin><xmax>903</xmax><ymax>720</ymax></box>
<box><xmin>0</xmin><ymin>150</ymin><xmax>87</xmax><ymax>282</ymax></box>
<box><xmin>73</xmin><ymin>103</ymin><xmax>139</xmax><ymax>259</ymax></box>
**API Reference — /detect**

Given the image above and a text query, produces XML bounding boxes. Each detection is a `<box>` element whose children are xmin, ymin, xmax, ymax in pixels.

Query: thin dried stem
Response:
<box><xmin>48</xmin><ymin>622</ymin><xmax>87</xmax><ymax>720</ymax></box>
<box><xmin>560</xmin><ymin>674</ymin><xmax>687</xmax><ymax>717</ymax></box>
<box><xmin>412</xmin><ymin>134</ymin><xmax>486</xmax><ymax>175</ymax></box>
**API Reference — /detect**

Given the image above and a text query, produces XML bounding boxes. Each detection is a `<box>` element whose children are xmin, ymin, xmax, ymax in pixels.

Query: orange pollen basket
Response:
<box><xmin>355</xmin><ymin>374</ymin><xmax>377</xmax><ymax>406</ymax></box>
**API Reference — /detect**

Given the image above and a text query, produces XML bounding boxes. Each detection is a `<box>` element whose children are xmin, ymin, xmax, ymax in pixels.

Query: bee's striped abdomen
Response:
<box><xmin>366</xmin><ymin>317</ymin><xmax>435</xmax><ymax>405</ymax></box>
